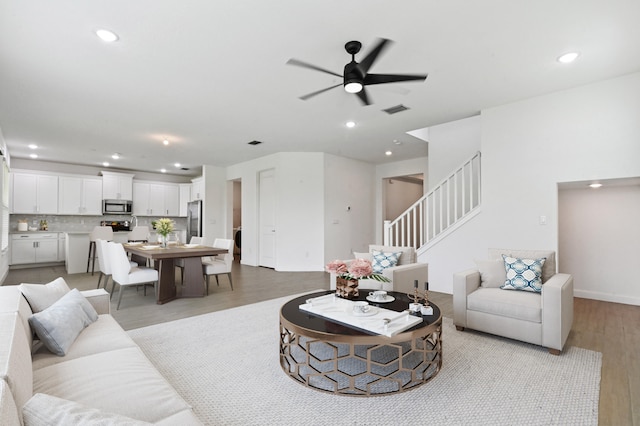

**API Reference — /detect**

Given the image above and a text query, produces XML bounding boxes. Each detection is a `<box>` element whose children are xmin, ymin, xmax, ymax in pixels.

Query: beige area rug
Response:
<box><xmin>128</xmin><ymin>292</ymin><xmax>601</xmax><ymax>426</ymax></box>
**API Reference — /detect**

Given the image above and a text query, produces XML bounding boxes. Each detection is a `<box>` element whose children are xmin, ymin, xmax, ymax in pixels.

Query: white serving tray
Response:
<box><xmin>299</xmin><ymin>294</ymin><xmax>422</xmax><ymax>337</ymax></box>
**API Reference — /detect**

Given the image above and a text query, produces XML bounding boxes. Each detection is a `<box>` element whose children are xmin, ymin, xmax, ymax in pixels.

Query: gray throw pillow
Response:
<box><xmin>28</xmin><ymin>289</ymin><xmax>98</xmax><ymax>356</ymax></box>
<box><xmin>475</xmin><ymin>259</ymin><xmax>506</xmax><ymax>288</ymax></box>
<box><xmin>19</xmin><ymin>278</ymin><xmax>71</xmax><ymax>313</ymax></box>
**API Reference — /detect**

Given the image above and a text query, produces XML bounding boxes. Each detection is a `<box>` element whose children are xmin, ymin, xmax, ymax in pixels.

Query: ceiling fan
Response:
<box><xmin>287</xmin><ymin>38</ymin><xmax>428</xmax><ymax>106</ymax></box>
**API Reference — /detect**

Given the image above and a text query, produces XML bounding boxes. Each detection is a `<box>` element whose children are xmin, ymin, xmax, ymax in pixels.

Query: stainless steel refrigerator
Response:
<box><xmin>186</xmin><ymin>200</ymin><xmax>202</xmax><ymax>240</ymax></box>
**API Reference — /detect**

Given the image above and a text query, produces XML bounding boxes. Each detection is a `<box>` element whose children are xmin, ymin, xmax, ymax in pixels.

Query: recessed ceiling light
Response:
<box><xmin>29</xmin><ymin>153</ymin><xmax>38</xmax><ymax>159</ymax></box>
<box><xmin>102</xmin><ymin>162</ymin><xmax>110</xmax><ymax>167</ymax></box>
<box><xmin>174</xmin><ymin>163</ymin><xmax>181</xmax><ymax>168</ymax></box>
<box><xmin>163</xmin><ymin>139</ymin><xmax>169</xmax><ymax>146</ymax></box>
<box><xmin>160</xmin><ymin>168</ymin><xmax>167</xmax><ymax>173</ymax></box>
<box><xmin>393</xmin><ymin>140</ymin><xmax>402</xmax><ymax>145</ymax></box>
<box><xmin>96</xmin><ymin>29</ymin><xmax>119</xmax><ymax>43</ymax></box>
<box><xmin>385</xmin><ymin>151</ymin><xmax>393</xmax><ymax>156</ymax></box>
<box><xmin>589</xmin><ymin>183</ymin><xmax>602</xmax><ymax>188</ymax></box>
<box><xmin>557</xmin><ymin>52</ymin><xmax>580</xmax><ymax>64</ymax></box>
<box><xmin>346</xmin><ymin>121</ymin><xmax>356</xmax><ymax>128</ymax></box>
<box><xmin>111</xmin><ymin>153</ymin><xmax>120</xmax><ymax>160</ymax></box>
<box><xmin>28</xmin><ymin>144</ymin><xmax>38</xmax><ymax>149</ymax></box>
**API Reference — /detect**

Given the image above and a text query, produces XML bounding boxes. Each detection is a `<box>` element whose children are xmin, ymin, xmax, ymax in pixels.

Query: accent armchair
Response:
<box><xmin>453</xmin><ymin>248</ymin><xmax>573</xmax><ymax>354</ymax></box>
<box><xmin>329</xmin><ymin>244</ymin><xmax>428</xmax><ymax>294</ymax></box>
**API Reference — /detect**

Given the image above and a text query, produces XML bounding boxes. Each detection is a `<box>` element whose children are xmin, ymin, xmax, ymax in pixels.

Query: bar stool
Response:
<box><xmin>87</xmin><ymin>226</ymin><xmax>113</xmax><ymax>275</ymax></box>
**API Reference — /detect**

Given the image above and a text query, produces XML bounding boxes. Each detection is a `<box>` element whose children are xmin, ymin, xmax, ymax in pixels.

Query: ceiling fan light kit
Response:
<box><xmin>288</xmin><ymin>38</ymin><xmax>428</xmax><ymax>106</ymax></box>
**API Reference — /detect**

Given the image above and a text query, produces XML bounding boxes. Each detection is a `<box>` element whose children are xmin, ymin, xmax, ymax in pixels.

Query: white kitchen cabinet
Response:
<box><xmin>11</xmin><ymin>233</ymin><xmax>59</xmax><ymax>265</ymax></box>
<box><xmin>58</xmin><ymin>233</ymin><xmax>66</xmax><ymax>262</ymax></box>
<box><xmin>11</xmin><ymin>173</ymin><xmax>58</xmax><ymax>214</ymax></box>
<box><xmin>191</xmin><ymin>177</ymin><xmax>203</xmax><ymax>201</ymax></box>
<box><xmin>133</xmin><ymin>181</ymin><xmax>180</xmax><ymax>216</ymax></box>
<box><xmin>179</xmin><ymin>184</ymin><xmax>191</xmax><ymax>217</ymax></box>
<box><xmin>101</xmin><ymin>171</ymin><xmax>134</xmax><ymax>200</ymax></box>
<box><xmin>58</xmin><ymin>176</ymin><xmax>102</xmax><ymax>215</ymax></box>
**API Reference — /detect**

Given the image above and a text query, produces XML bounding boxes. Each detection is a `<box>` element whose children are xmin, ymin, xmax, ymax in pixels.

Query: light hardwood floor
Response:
<box><xmin>4</xmin><ymin>263</ymin><xmax>638</xmax><ymax>425</ymax></box>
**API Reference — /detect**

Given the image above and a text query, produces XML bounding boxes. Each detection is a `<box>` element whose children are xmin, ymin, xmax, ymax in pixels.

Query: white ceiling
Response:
<box><xmin>1</xmin><ymin>0</ymin><xmax>639</xmax><ymax>177</ymax></box>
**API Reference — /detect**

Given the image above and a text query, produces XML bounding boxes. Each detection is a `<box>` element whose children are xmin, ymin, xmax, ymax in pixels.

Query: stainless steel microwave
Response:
<box><xmin>102</xmin><ymin>199</ymin><xmax>133</xmax><ymax>215</ymax></box>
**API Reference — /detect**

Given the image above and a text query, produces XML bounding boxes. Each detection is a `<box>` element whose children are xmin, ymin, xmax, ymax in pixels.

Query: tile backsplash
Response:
<box><xmin>10</xmin><ymin>214</ymin><xmax>187</xmax><ymax>233</ymax></box>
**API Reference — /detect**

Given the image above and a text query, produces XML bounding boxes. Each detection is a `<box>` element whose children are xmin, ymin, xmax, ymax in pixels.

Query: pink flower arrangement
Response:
<box><xmin>325</xmin><ymin>258</ymin><xmax>390</xmax><ymax>282</ymax></box>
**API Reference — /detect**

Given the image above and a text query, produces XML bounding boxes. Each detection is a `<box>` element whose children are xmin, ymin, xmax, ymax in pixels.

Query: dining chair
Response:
<box><xmin>107</xmin><ymin>241</ymin><xmax>159</xmax><ymax>310</ymax></box>
<box><xmin>128</xmin><ymin>226</ymin><xmax>150</xmax><ymax>242</ymax></box>
<box><xmin>175</xmin><ymin>236</ymin><xmax>204</xmax><ymax>282</ymax></box>
<box><xmin>202</xmin><ymin>238</ymin><xmax>234</xmax><ymax>294</ymax></box>
<box><xmin>87</xmin><ymin>226</ymin><xmax>113</xmax><ymax>275</ymax></box>
<box><xmin>96</xmin><ymin>239</ymin><xmax>139</xmax><ymax>299</ymax></box>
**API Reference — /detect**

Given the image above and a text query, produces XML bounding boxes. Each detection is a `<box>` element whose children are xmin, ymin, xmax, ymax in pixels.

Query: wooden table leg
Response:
<box><xmin>181</xmin><ymin>257</ymin><xmax>205</xmax><ymax>298</ymax></box>
<box><xmin>156</xmin><ymin>258</ymin><xmax>177</xmax><ymax>304</ymax></box>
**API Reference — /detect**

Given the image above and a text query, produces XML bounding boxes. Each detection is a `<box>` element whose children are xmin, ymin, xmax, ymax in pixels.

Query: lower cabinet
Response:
<box><xmin>11</xmin><ymin>233</ymin><xmax>59</xmax><ymax>265</ymax></box>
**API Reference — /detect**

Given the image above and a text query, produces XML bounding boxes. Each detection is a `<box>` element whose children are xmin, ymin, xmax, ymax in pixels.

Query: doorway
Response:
<box><xmin>258</xmin><ymin>169</ymin><xmax>276</xmax><ymax>268</ymax></box>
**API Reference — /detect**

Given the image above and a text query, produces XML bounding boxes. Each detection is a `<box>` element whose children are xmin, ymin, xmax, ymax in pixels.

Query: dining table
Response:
<box><xmin>124</xmin><ymin>243</ymin><xmax>227</xmax><ymax>304</ymax></box>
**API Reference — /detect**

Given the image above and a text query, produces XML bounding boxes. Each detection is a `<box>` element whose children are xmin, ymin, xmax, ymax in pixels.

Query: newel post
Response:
<box><xmin>383</xmin><ymin>220</ymin><xmax>391</xmax><ymax>246</ymax></box>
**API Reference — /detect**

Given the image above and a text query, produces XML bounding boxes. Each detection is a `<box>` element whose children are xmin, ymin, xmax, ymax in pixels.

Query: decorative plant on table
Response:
<box><xmin>155</xmin><ymin>218</ymin><xmax>175</xmax><ymax>248</ymax></box>
<box><xmin>326</xmin><ymin>258</ymin><xmax>390</xmax><ymax>299</ymax></box>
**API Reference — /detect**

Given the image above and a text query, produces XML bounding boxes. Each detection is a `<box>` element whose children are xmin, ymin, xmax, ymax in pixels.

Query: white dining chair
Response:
<box><xmin>108</xmin><ymin>241</ymin><xmax>159</xmax><ymax>310</ymax></box>
<box><xmin>96</xmin><ymin>239</ymin><xmax>139</xmax><ymax>299</ymax></box>
<box><xmin>128</xmin><ymin>226</ymin><xmax>150</xmax><ymax>242</ymax></box>
<box><xmin>202</xmin><ymin>238</ymin><xmax>234</xmax><ymax>294</ymax></box>
<box><xmin>88</xmin><ymin>226</ymin><xmax>113</xmax><ymax>275</ymax></box>
<box><xmin>175</xmin><ymin>236</ymin><xmax>203</xmax><ymax>282</ymax></box>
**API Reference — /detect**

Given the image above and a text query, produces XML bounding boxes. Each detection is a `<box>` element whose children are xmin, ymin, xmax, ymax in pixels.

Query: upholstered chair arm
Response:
<box><xmin>453</xmin><ymin>269</ymin><xmax>481</xmax><ymax>328</ymax></box>
<box><xmin>80</xmin><ymin>289</ymin><xmax>111</xmax><ymax>315</ymax></box>
<box><xmin>384</xmin><ymin>263</ymin><xmax>428</xmax><ymax>294</ymax></box>
<box><xmin>541</xmin><ymin>273</ymin><xmax>574</xmax><ymax>353</ymax></box>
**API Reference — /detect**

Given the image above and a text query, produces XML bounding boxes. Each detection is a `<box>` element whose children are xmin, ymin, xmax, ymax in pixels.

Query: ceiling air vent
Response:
<box><xmin>248</xmin><ymin>140</ymin><xmax>263</xmax><ymax>146</ymax></box>
<box><xmin>382</xmin><ymin>104</ymin><xmax>409</xmax><ymax>115</ymax></box>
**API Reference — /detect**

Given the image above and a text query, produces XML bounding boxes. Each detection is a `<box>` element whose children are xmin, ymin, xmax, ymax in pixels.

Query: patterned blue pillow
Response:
<box><xmin>500</xmin><ymin>255</ymin><xmax>546</xmax><ymax>293</ymax></box>
<box><xmin>371</xmin><ymin>250</ymin><xmax>402</xmax><ymax>274</ymax></box>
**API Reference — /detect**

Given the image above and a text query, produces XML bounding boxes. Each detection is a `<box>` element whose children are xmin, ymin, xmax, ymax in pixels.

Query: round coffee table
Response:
<box><xmin>279</xmin><ymin>290</ymin><xmax>442</xmax><ymax>396</ymax></box>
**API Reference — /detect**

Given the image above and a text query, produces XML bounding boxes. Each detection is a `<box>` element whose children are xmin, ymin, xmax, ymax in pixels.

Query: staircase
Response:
<box><xmin>384</xmin><ymin>151</ymin><xmax>481</xmax><ymax>253</ymax></box>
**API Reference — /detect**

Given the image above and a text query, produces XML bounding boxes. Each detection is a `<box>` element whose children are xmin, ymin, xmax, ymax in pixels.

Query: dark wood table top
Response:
<box><xmin>124</xmin><ymin>243</ymin><xmax>227</xmax><ymax>259</ymax></box>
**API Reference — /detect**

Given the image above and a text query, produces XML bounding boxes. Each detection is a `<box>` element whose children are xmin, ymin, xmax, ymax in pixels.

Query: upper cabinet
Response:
<box><xmin>58</xmin><ymin>176</ymin><xmax>102</xmax><ymax>215</ymax></box>
<box><xmin>133</xmin><ymin>181</ymin><xmax>180</xmax><ymax>216</ymax></box>
<box><xmin>101</xmin><ymin>171</ymin><xmax>134</xmax><ymax>200</ymax></box>
<box><xmin>179</xmin><ymin>184</ymin><xmax>191</xmax><ymax>217</ymax></box>
<box><xmin>191</xmin><ymin>177</ymin><xmax>203</xmax><ymax>201</ymax></box>
<box><xmin>11</xmin><ymin>172</ymin><xmax>59</xmax><ymax>214</ymax></box>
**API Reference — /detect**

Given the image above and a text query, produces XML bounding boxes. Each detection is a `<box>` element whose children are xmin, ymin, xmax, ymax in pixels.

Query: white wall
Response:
<box><xmin>201</xmin><ymin>165</ymin><xmax>226</xmax><ymax>243</ymax></box>
<box><xmin>227</xmin><ymin>152</ymin><xmax>326</xmax><ymax>271</ymax></box>
<box><xmin>426</xmin><ymin>115</ymin><xmax>481</xmax><ymax>190</ymax></box>
<box><xmin>559</xmin><ymin>184</ymin><xmax>640</xmax><ymax>305</ymax></box>
<box><xmin>423</xmin><ymin>72</ymin><xmax>640</xmax><ymax>298</ymax></box>
<box><xmin>324</xmin><ymin>154</ymin><xmax>376</xmax><ymax>262</ymax></box>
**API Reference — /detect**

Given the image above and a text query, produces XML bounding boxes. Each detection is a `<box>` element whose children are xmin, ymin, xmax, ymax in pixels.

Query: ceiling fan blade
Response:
<box><xmin>299</xmin><ymin>83</ymin><xmax>342</xmax><ymax>101</ymax></box>
<box><xmin>286</xmin><ymin>59</ymin><xmax>343</xmax><ymax>78</ymax></box>
<box><xmin>358</xmin><ymin>38</ymin><xmax>392</xmax><ymax>74</ymax></box>
<box><xmin>363</xmin><ymin>73</ymin><xmax>428</xmax><ymax>86</ymax></box>
<box><xmin>355</xmin><ymin>88</ymin><xmax>371</xmax><ymax>106</ymax></box>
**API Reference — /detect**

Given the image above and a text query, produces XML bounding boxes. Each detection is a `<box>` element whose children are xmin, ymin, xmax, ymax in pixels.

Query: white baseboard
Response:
<box><xmin>574</xmin><ymin>289</ymin><xmax>640</xmax><ymax>307</ymax></box>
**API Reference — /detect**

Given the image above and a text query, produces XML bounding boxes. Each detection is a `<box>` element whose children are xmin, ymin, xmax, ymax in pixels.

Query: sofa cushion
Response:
<box><xmin>501</xmin><ymin>255</ymin><xmax>546</xmax><ymax>293</ymax></box>
<box><xmin>28</xmin><ymin>289</ymin><xmax>98</xmax><ymax>356</ymax></box>
<box><xmin>19</xmin><ymin>278</ymin><xmax>71</xmax><ymax>313</ymax></box>
<box><xmin>33</xmin><ymin>347</ymin><xmax>193</xmax><ymax>423</ymax></box>
<box><xmin>467</xmin><ymin>287</ymin><xmax>542</xmax><ymax>323</ymax></box>
<box><xmin>1</xmin><ymin>378</ymin><xmax>21</xmax><ymax>426</ymax></box>
<box><xmin>0</xmin><ymin>286</ymin><xmax>34</xmax><ymax>348</ymax></box>
<box><xmin>371</xmin><ymin>250</ymin><xmax>402</xmax><ymax>273</ymax></box>
<box><xmin>475</xmin><ymin>259</ymin><xmax>506</xmax><ymax>288</ymax></box>
<box><xmin>369</xmin><ymin>245</ymin><xmax>415</xmax><ymax>265</ymax></box>
<box><xmin>0</xmin><ymin>313</ymin><xmax>33</xmax><ymax>414</ymax></box>
<box><xmin>22</xmin><ymin>393</ymin><xmax>153</xmax><ymax>426</ymax></box>
<box><xmin>488</xmin><ymin>249</ymin><xmax>556</xmax><ymax>283</ymax></box>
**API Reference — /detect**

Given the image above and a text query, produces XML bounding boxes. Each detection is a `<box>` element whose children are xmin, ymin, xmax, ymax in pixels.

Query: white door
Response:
<box><xmin>258</xmin><ymin>169</ymin><xmax>276</xmax><ymax>268</ymax></box>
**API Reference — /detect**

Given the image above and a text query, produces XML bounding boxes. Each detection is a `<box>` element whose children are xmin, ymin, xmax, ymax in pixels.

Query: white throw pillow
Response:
<box><xmin>23</xmin><ymin>393</ymin><xmax>152</xmax><ymax>426</ymax></box>
<box><xmin>500</xmin><ymin>255</ymin><xmax>546</xmax><ymax>293</ymax></box>
<box><xmin>28</xmin><ymin>289</ymin><xmax>98</xmax><ymax>356</ymax></box>
<box><xmin>353</xmin><ymin>251</ymin><xmax>373</xmax><ymax>262</ymax></box>
<box><xmin>19</xmin><ymin>278</ymin><xmax>71</xmax><ymax>313</ymax></box>
<box><xmin>475</xmin><ymin>259</ymin><xmax>506</xmax><ymax>288</ymax></box>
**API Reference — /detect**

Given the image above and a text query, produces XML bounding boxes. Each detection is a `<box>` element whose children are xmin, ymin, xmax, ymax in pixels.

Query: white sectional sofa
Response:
<box><xmin>0</xmin><ymin>279</ymin><xmax>202</xmax><ymax>425</ymax></box>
